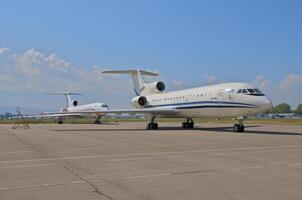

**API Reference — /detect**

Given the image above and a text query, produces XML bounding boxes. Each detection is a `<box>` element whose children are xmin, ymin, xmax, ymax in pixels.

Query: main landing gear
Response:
<box><xmin>94</xmin><ymin>116</ymin><xmax>102</xmax><ymax>124</ymax></box>
<box><xmin>233</xmin><ymin>118</ymin><xmax>245</xmax><ymax>132</ymax></box>
<box><xmin>146</xmin><ymin>116</ymin><xmax>158</xmax><ymax>130</ymax></box>
<box><xmin>56</xmin><ymin>118</ymin><xmax>64</xmax><ymax>124</ymax></box>
<box><xmin>182</xmin><ymin>118</ymin><xmax>194</xmax><ymax>129</ymax></box>
<box><xmin>145</xmin><ymin>117</ymin><xmax>195</xmax><ymax>130</ymax></box>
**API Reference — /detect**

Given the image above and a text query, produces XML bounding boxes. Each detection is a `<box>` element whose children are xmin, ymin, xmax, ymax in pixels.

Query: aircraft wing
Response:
<box><xmin>42</xmin><ymin>108</ymin><xmax>178</xmax><ymax>116</ymax></box>
<box><xmin>13</xmin><ymin>113</ymin><xmax>87</xmax><ymax>119</ymax></box>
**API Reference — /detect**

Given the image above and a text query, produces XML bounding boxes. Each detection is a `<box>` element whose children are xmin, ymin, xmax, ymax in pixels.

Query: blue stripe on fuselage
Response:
<box><xmin>144</xmin><ymin>100</ymin><xmax>257</xmax><ymax>108</ymax></box>
<box><xmin>175</xmin><ymin>105</ymin><xmax>256</xmax><ymax>110</ymax></box>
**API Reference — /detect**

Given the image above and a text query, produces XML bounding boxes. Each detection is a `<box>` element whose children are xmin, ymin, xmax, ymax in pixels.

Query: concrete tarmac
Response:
<box><xmin>1</xmin><ymin>122</ymin><xmax>302</xmax><ymax>200</ymax></box>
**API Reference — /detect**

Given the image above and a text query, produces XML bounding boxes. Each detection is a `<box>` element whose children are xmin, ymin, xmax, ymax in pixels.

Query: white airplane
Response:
<box><xmin>41</xmin><ymin>92</ymin><xmax>109</xmax><ymax>124</ymax></box>
<box><xmin>44</xmin><ymin>70</ymin><xmax>272</xmax><ymax>132</ymax></box>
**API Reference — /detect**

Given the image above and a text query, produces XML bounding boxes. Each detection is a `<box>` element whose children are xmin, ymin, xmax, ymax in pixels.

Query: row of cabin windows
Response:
<box><xmin>150</xmin><ymin>88</ymin><xmax>264</xmax><ymax>103</ymax></box>
<box><xmin>150</xmin><ymin>93</ymin><xmax>212</xmax><ymax>103</ymax></box>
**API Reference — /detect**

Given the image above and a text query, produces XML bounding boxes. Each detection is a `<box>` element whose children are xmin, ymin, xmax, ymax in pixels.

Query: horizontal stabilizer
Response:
<box><xmin>102</xmin><ymin>70</ymin><xmax>158</xmax><ymax>76</ymax></box>
<box><xmin>44</xmin><ymin>92</ymin><xmax>82</xmax><ymax>96</ymax></box>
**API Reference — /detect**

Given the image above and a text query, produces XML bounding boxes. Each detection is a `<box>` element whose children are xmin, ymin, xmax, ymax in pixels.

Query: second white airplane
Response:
<box><xmin>45</xmin><ymin>70</ymin><xmax>272</xmax><ymax>132</ymax></box>
<box><xmin>42</xmin><ymin>92</ymin><xmax>109</xmax><ymax>124</ymax></box>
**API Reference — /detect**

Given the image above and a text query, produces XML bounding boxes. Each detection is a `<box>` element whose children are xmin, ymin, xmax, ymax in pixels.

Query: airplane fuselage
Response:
<box><xmin>66</xmin><ymin>103</ymin><xmax>109</xmax><ymax>117</ymax></box>
<box><xmin>67</xmin><ymin>103</ymin><xmax>107</xmax><ymax>112</ymax></box>
<box><xmin>137</xmin><ymin>82</ymin><xmax>272</xmax><ymax>118</ymax></box>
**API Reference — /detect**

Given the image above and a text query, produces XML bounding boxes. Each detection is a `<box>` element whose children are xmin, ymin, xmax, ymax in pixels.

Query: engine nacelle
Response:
<box><xmin>131</xmin><ymin>96</ymin><xmax>148</xmax><ymax>108</ymax></box>
<box><xmin>72</xmin><ymin>100</ymin><xmax>78</xmax><ymax>107</ymax></box>
<box><xmin>142</xmin><ymin>81</ymin><xmax>165</xmax><ymax>95</ymax></box>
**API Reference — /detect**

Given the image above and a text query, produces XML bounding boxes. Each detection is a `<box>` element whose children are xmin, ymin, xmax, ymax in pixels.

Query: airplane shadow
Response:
<box><xmin>50</xmin><ymin>125</ymin><xmax>302</xmax><ymax>136</ymax></box>
<box><xmin>194</xmin><ymin>126</ymin><xmax>302</xmax><ymax>136</ymax></box>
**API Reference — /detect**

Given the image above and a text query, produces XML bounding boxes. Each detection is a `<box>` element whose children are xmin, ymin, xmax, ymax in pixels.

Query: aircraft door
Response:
<box><xmin>222</xmin><ymin>88</ymin><xmax>236</xmax><ymax>101</ymax></box>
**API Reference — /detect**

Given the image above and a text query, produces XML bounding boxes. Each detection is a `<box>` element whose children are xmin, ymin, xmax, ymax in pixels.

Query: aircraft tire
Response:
<box><xmin>233</xmin><ymin>124</ymin><xmax>244</xmax><ymax>132</ymax></box>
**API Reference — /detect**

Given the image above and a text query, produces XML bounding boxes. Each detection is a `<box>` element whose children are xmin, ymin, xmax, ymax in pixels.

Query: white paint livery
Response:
<box><xmin>41</xmin><ymin>92</ymin><xmax>109</xmax><ymax>124</ymax></box>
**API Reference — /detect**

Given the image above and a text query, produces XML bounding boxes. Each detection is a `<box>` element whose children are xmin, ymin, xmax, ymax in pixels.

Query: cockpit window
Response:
<box><xmin>237</xmin><ymin>88</ymin><xmax>264</xmax><ymax>96</ymax></box>
<box><xmin>102</xmin><ymin>104</ymin><xmax>109</xmax><ymax>108</ymax></box>
<box><xmin>247</xmin><ymin>89</ymin><xmax>255</xmax><ymax>94</ymax></box>
<box><xmin>254</xmin><ymin>88</ymin><xmax>263</xmax><ymax>94</ymax></box>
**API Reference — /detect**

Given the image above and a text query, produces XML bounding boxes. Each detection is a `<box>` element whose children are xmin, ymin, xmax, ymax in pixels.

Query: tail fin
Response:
<box><xmin>45</xmin><ymin>92</ymin><xmax>82</xmax><ymax>108</ymax></box>
<box><xmin>102</xmin><ymin>69</ymin><xmax>158</xmax><ymax>96</ymax></box>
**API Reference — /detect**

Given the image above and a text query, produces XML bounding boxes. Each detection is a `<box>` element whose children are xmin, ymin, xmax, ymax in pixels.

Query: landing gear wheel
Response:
<box><xmin>182</xmin><ymin>119</ymin><xmax>194</xmax><ymax>129</ymax></box>
<box><xmin>146</xmin><ymin>122</ymin><xmax>158</xmax><ymax>130</ymax></box>
<box><xmin>94</xmin><ymin>119</ymin><xmax>101</xmax><ymax>124</ymax></box>
<box><xmin>57</xmin><ymin>120</ymin><xmax>63</xmax><ymax>124</ymax></box>
<box><xmin>146</xmin><ymin>116</ymin><xmax>158</xmax><ymax>130</ymax></box>
<box><xmin>233</xmin><ymin>124</ymin><xmax>244</xmax><ymax>132</ymax></box>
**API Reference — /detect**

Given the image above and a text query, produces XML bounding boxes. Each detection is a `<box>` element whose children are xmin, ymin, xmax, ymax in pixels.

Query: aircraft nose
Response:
<box><xmin>261</xmin><ymin>96</ymin><xmax>273</xmax><ymax>111</ymax></box>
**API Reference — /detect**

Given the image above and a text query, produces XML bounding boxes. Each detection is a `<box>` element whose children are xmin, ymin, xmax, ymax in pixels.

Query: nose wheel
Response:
<box><xmin>56</xmin><ymin>118</ymin><xmax>64</xmax><ymax>124</ymax></box>
<box><xmin>233</xmin><ymin>124</ymin><xmax>245</xmax><ymax>132</ymax></box>
<box><xmin>233</xmin><ymin>118</ymin><xmax>245</xmax><ymax>132</ymax></box>
<box><xmin>182</xmin><ymin>118</ymin><xmax>194</xmax><ymax>129</ymax></box>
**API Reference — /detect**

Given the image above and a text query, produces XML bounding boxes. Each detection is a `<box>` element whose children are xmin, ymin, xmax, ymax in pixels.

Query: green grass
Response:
<box><xmin>2</xmin><ymin>117</ymin><xmax>302</xmax><ymax>125</ymax></box>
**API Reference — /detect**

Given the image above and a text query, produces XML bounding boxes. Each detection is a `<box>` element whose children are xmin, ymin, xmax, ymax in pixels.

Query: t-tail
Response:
<box><xmin>44</xmin><ymin>92</ymin><xmax>82</xmax><ymax>108</ymax></box>
<box><xmin>102</xmin><ymin>69</ymin><xmax>166</xmax><ymax>96</ymax></box>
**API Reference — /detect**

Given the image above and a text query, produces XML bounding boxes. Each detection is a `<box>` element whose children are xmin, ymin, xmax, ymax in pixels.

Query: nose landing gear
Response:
<box><xmin>94</xmin><ymin>116</ymin><xmax>102</xmax><ymax>124</ymax></box>
<box><xmin>233</xmin><ymin>118</ymin><xmax>245</xmax><ymax>132</ymax></box>
<box><xmin>182</xmin><ymin>118</ymin><xmax>194</xmax><ymax>129</ymax></box>
<box><xmin>56</xmin><ymin>118</ymin><xmax>64</xmax><ymax>124</ymax></box>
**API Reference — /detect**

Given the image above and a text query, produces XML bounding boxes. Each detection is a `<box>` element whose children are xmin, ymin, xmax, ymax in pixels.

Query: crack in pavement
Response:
<box><xmin>63</xmin><ymin>166</ymin><xmax>114</xmax><ymax>200</ymax></box>
<box><xmin>5</xmin><ymin>127</ymin><xmax>114</xmax><ymax>200</ymax></box>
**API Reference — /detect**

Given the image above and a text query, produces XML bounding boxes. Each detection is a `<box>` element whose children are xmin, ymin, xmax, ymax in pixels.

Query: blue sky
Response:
<box><xmin>0</xmin><ymin>0</ymin><xmax>301</xmax><ymax>112</ymax></box>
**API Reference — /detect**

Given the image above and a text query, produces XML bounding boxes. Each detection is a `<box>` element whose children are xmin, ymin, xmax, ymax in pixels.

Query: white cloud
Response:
<box><xmin>171</xmin><ymin>80</ymin><xmax>186</xmax><ymax>89</ymax></box>
<box><xmin>0</xmin><ymin>47</ymin><xmax>9</xmax><ymax>55</ymax></box>
<box><xmin>172</xmin><ymin>80</ymin><xmax>185</xmax><ymax>86</ymax></box>
<box><xmin>0</xmin><ymin>74</ymin><xmax>10</xmax><ymax>81</ymax></box>
<box><xmin>204</xmin><ymin>74</ymin><xmax>224</xmax><ymax>84</ymax></box>
<box><xmin>17</xmin><ymin>48</ymin><xmax>69</xmax><ymax>75</ymax></box>
<box><xmin>252</xmin><ymin>74</ymin><xmax>302</xmax><ymax>108</ymax></box>
<box><xmin>279</xmin><ymin>74</ymin><xmax>302</xmax><ymax>91</ymax></box>
<box><xmin>252</xmin><ymin>75</ymin><xmax>272</xmax><ymax>91</ymax></box>
<box><xmin>0</xmin><ymin>48</ymin><xmax>133</xmax><ymax>95</ymax></box>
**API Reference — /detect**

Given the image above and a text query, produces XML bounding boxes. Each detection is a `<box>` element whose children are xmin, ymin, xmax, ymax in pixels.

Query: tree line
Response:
<box><xmin>267</xmin><ymin>103</ymin><xmax>302</xmax><ymax>114</ymax></box>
